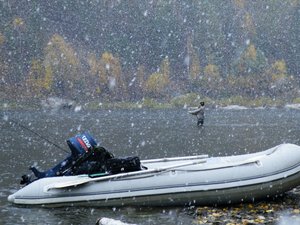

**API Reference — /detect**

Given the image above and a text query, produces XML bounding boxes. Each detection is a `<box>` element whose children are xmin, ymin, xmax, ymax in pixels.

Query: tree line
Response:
<box><xmin>0</xmin><ymin>0</ymin><xmax>299</xmax><ymax>104</ymax></box>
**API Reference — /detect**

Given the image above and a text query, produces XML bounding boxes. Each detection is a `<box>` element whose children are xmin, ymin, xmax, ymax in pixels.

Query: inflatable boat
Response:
<box><xmin>8</xmin><ymin>143</ymin><xmax>300</xmax><ymax>207</ymax></box>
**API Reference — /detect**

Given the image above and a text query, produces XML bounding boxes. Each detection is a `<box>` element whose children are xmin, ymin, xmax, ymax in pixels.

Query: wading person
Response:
<box><xmin>196</xmin><ymin>102</ymin><xmax>205</xmax><ymax>127</ymax></box>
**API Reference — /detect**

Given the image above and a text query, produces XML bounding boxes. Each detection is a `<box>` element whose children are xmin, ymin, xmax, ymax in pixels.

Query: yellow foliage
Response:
<box><xmin>44</xmin><ymin>33</ymin><xmax>81</xmax><ymax>96</ymax></box>
<box><xmin>272</xmin><ymin>60</ymin><xmax>287</xmax><ymax>74</ymax></box>
<box><xmin>95</xmin><ymin>86</ymin><xmax>101</xmax><ymax>94</ymax></box>
<box><xmin>100</xmin><ymin>52</ymin><xmax>121</xmax><ymax>79</ymax></box>
<box><xmin>270</xmin><ymin>60</ymin><xmax>288</xmax><ymax>81</ymax></box>
<box><xmin>13</xmin><ymin>17</ymin><xmax>25</xmax><ymax>28</ymax></box>
<box><xmin>99</xmin><ymin>51</ymin><xmax>126</xmax><ymax>95</ymax></box>
<box><xmin>102</xmin><ymin>52</ymin><xmax>113</xmax><ymax>62</ymax></box>
<box><xmin>244</xmin><ymin>44</ymin><xmax>257</xmax><ymax>61</ymax></box>
<box><xmin>27</xmin><ymin>59</ymin><xmax>53</xmax><ymax>95</ymax></box>
<box><xmin>204</xmin><ymin>64</ymin><xmax>220</xmax><ymax>80</ymax></box>
<box><xmin>145</xmin><ymin>72</ymin><xmax>168</xmax><ymax>95</ymax></box>
<box><xmin>100</xmin><ymin>51</ymin><xmax>115</xmax><ymax>84</ymax></box>
<box><xmin>46</xmin><ymin>34</ymin><xmax>80</xmax><ymax>68</ymax></box>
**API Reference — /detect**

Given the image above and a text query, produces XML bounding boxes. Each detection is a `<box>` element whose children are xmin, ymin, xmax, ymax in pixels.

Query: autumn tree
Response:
<box><xmin>26</xmin><ymin>59</ymin><xmax>53</xmax><ymax>97</ymax></box>
<box><xmin>145</xmin><ymin>72</ymin><xmax>166</xmax><ymax>98</ymax></box>
<box><xmin>98</xmin><ymin>52</ymin><xmax>127</xmax><ymax>100</ymax></box>
<box><xmin>145</xmin><ymin>57</ymin><xmax>170</xmax><ymax>98</ymax></box>
<box><xmin>270</xmin><ymin>60</ymin><xmax>288</xmax><ymax>81</ymax></box>
<box><xmin>26</xmin><ymin>59</ymin><xmax>44</xmax><ymax>96</ymax></box>
<box><xmin>265</xmin><ymin>60</ymin><xmax>294</xmax><ymax>98</ymax></box>
<box><xmin>234</xmin><ymin>44</ymin><xmax>264</xmax><ymax>76</ymax></box>
<box><xmin>43</xmin><ymin>34</ymin><xmax>81</xmax><ymax>98</ymax></box>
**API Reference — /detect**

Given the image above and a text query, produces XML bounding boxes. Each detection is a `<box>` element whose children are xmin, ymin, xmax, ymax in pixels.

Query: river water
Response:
<box><xmin>1</xmin><ymin>107</ymin><xmax>300</xmax><ymax>224</ymax></box>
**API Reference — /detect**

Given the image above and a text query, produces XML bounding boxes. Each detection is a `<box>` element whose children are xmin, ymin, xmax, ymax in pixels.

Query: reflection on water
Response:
<box><xmin>1</xmin><ymin>108</ymin><xmax>300</xmax><ymax>224</ymax></box>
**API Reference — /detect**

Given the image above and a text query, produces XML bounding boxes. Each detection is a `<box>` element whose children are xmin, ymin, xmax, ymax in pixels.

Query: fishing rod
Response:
<box><xmin>3</xmin><ymin>115</ymin><xmax>69</xmax><ymax>154</ymax></box>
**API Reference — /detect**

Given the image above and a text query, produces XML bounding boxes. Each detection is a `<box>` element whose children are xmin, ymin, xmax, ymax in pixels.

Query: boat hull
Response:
<box><xmin>8</xmin><ymin>143</ymin><xmax>300</xmax><ymax>207</ymax></box>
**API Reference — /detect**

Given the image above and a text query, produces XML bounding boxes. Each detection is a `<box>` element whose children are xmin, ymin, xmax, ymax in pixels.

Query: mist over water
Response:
<box><xmin>1</xmin><ymin>108</ymin><xmax>300</xmax><ymax>224</ymax></box>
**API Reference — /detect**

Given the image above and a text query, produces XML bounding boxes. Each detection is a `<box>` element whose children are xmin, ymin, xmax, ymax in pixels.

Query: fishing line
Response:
<box><xmin>2</xmin><ymin>114</ymin><xmax>69</xmax><ymax>153</ymax></box>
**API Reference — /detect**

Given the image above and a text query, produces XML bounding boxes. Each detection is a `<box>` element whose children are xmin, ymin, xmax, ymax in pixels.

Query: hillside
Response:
<box><xmin>0</xmin><ymin>0</ymin><xmax>299</xmax><ymax>105</ymax></box>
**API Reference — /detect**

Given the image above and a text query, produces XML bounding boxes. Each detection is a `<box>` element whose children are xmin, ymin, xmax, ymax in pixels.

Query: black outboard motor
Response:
<box><xmin>67</xmin><ymin>132</ymin><xmax>98</xmax><ymax>157</ymax></box>
<box><xmin>29</xmin><ymin>132</ymin><xmax>98</xmax><ymax>180</ymax></box>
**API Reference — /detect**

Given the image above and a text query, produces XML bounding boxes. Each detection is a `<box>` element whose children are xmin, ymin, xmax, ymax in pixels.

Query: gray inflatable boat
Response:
<box><xmin>8</xmin><ymin>143</ymin><xmax>300</xmax><ymax>207</ymax></box>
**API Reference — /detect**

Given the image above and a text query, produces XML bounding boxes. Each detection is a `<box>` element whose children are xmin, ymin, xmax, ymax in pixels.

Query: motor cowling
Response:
<box><xmin>67</xmin><ymin>132</ymin><xmax>98</xmax><ymax>156</ymax></box>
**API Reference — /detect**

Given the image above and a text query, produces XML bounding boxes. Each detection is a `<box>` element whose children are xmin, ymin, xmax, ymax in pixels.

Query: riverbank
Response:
<box><xmin>195</xmin><ymin>189</ymin><xmax>300</xmax><ymax>224</ymax></box>
<box><xmin>2</xmin><ymin>94</ymin><xmax>300</xmax><ymax>111</ymax></box>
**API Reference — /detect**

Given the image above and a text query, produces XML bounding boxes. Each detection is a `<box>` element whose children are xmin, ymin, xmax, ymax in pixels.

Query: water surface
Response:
<box><xmin>1</xmin><ymin>108</ymin><xmax>300</xmax><ymax>224</ymax></box>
